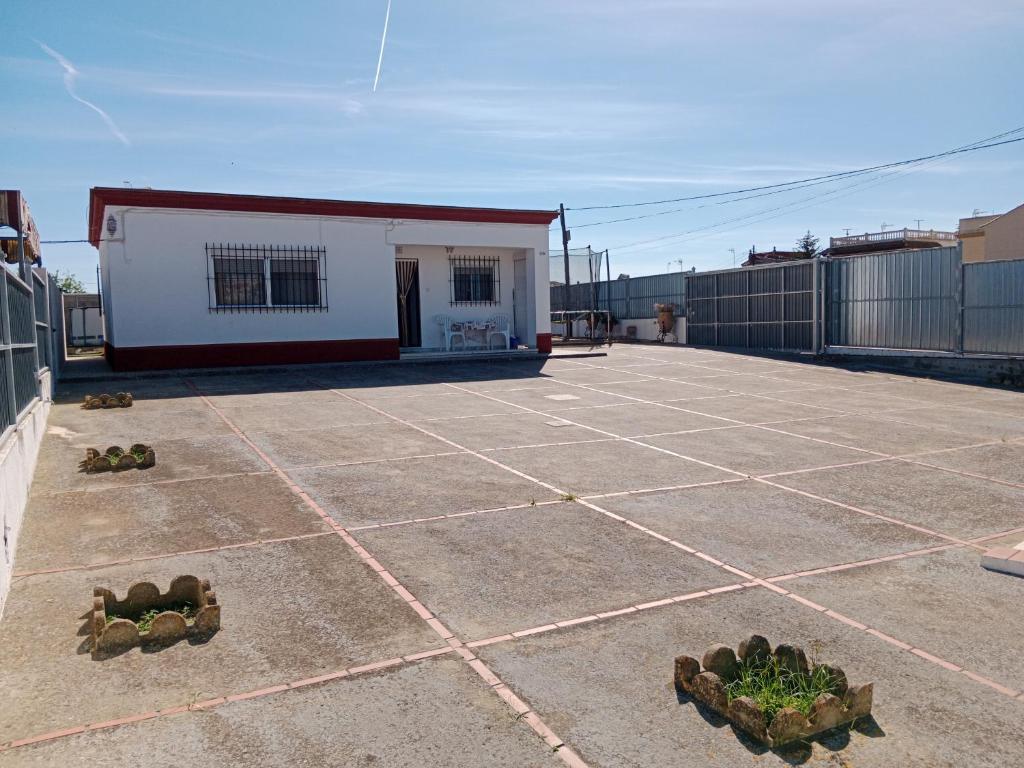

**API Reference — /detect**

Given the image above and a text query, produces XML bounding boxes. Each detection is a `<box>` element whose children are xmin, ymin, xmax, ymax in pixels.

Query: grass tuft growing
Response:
<box><xmin>106</xmin><ymin>603</ymin><xmax>197</xmax><ymax>633</ymax></box>
<box><xmin>724</xmin><ymin>656</ymin><xmax>840</xmax><ymax>725</ymax></box>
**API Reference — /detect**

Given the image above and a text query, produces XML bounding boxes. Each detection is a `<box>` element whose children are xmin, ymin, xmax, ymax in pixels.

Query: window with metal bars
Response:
<box><xmin>449</xmin><ymin>255</ymin><xmax>500</xmax><ymax>306</ymax></box>
<box><xmin>207</xmin><ymin>244</ymin><xmax>327</xmax><ymax>312</ymax></box>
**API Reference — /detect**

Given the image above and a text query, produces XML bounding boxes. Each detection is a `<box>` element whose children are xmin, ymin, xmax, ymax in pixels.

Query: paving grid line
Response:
<box><xmin>563</xmin><ymin>346</ymin><xmax>977</xmax><ymax>402</ymax></box>
<box><xmin>346</xmin><ymin>499</ymin><xmax>567</xmax><ymax>533</ymax></box>
<box><xmin>30</xmin><ymin>469</ymin><xmax>275</xmax><ymax>498</ymax></box>
<box><xmin>22</xmin><ymin>456</ymin><xmax>1024</xmax><ymax>582</ymax></box>
<box><xmin>283</xmin><ymin>448</ymin><xmax>469</xmax><ymax>471</ymax></box>
<box><xmin>432</xmin><ymin>371</ymin><xmax>1024</xmax><ymax>698</ymax></box>
<box><xmin>465</xmin><ymin>583</ymin><xmax>755</xmax><ymax>648</ymax></box>
<box><xmin>567</xmin><ymin>349</ymin><xmax>1024</xmax><ymax>429</ymax></box>
<box><xmin>187</xmin><ymin>378</ymin><xmax>590</xmax><ymax>768</ymax></box>
<box><xmin>11</xmin><ymin>531</ymin><xmax>337</xmax><ymax>578</ymax></box>
<box><xmin>0</xmin><ymin>645</ymin><xmax>460</xmax><ymax>753</ymax></box>
<box><xmin>16</xmin><ymin>359</ymin><xmax>1019</xmax><ymax>752</ymax></box>
<box><xmin>531</xmin><ymin>362</ymin><xmax>1024</xmax><ymax>537</ymax></box>
<box><xmin>439</xmin><ymin>379</ymin><xmax>987</xmax><ymax>552</ymax></box>
<box><xmin>456</xmin><ymin>526</ymin><xmax>1024</xmax><ymax>651</ymax></box>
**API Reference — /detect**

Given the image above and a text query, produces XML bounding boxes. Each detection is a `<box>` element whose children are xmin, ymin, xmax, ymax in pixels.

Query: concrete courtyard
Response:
<box><xmin>1</xmin><ymin>344</ymin><xmax>1023</xmax><ymax>766</ymax></box>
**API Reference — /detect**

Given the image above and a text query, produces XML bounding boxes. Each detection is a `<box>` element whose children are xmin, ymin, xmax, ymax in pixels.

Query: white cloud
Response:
<box><xmin>36</xmin><ymin>41</ymin><xmax>130</xmax><ymax>146</ymax></box>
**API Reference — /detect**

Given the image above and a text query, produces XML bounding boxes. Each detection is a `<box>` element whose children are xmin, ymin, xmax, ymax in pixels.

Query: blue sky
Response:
<box><xmin>4</xmin><ymin>0</ymin><xmax>1022</xmax><ymax>288</ymax></box>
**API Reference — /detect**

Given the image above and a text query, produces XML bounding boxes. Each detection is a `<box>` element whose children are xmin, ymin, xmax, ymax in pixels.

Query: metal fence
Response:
<box><xmin>1</xmin><ymin>267</ymin><xmax>60</xmax><ymax>436</ymax></box>
<box><xmin>826</xmin><ymin>247</ymin><xmax>960</xmax><ymax>352</ymax></box>
<box><xmin>552</xmin><ymin>245</ymin><xmax>1024</xmax><ymax>358</ymax></box>
<box><xmin>686</xmin><ymin>260</ymin><xmax>817</xmax><ymax>351</ymax></box>
<box><xmin>963</xmin><ymin>259</ymin><xmax>1024</xmax><ymax>355</ymax></box>
<box><xmin>551</xmin><ymin>271</ymin><xmax>686</xmax><ymax>317</ymax></box>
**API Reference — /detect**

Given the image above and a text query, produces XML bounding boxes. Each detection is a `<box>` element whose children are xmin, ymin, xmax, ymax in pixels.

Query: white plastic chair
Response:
<box><xmin>486</xmin><ymin>314</ymin><xmax>511</xmax><ymax>350</ymax></box>
<box><xmin>435</xmin><ymin>315</ymin><xmax>466</xmax><ymax>351</ymax></box>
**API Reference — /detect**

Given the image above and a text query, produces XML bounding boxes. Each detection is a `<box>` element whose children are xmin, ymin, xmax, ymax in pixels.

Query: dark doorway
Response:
<box><xmin>396</xmin><ymin>258</ymin><xmax>421</xmax><ymax>348</ymax></box>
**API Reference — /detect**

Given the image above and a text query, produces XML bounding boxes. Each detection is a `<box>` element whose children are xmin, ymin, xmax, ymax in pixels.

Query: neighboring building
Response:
<box><xmin>62</xmin><ymin>293</ymin><xmax>103</xmax><ymax>348</ymax></box>
<box><xmin>742</xmin><ymin>247</ymin><xmax>809</xmax><ymax>267</ymax></box>
<box><xmin>823</xmin><ymin>228</ymin><xmax>958</xmax><ymax>257</ymax></box>
<box><xmin>958</xmin><ymin>202</ymin><xmax>1024</xmax><ymax>263</ymax></box>
<box><xmin>89</xmin><ymin>188</ymin><xmax>557</xmax><ymax>371</ymax></box>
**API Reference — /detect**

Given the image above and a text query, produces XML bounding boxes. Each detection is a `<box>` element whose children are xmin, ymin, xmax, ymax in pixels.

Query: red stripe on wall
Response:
<box><xmin>88</xmin><ymin>188</ymin><xmax>558</xmax><ymax>246</ymax></box>
<box><xmin>104</xmin><ymin>338</ymin><xmax>399</xmax><ymax>371</ymax></box>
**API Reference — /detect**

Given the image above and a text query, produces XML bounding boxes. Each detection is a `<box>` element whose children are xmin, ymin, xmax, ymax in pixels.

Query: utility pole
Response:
<box><xmin>729</xmin><ymin>248</ymin><xmax>736</xmax><ymax>268</ymax></box>
<box><xmin>558</xmin><ymin>203</ymin><xmax>572</xmax><ymax>339</ymax></box>
<box><xmin>914</xmin><ymin>219</ymin><xmax>924</xmax><ymax>230</ymax></box>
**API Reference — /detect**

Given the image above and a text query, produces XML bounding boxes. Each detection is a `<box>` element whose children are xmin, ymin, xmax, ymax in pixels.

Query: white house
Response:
<box><xmin>89</xmin><ymin>188</ymin><xmax>557</xmax><ymax>370</ymax></box>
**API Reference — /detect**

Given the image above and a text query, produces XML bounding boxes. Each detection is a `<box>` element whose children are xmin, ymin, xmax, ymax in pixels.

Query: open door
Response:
<box><xmin>396</xmin><ymin>258</ymin><xmax>421</xmax><ymax>348</ymax></box>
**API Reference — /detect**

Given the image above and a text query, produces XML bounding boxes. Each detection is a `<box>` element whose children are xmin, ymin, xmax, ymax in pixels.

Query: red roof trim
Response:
<box><xmin>88</xmin><ymin>187</ymin><xmax>558</xmax><ymax>246</ymax></box>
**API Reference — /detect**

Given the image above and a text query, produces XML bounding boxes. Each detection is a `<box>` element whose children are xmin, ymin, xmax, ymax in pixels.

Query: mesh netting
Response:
<box><xmin>549</xmin><ymin>246</ymin><xmax>604</xmax><ymax>287</ymax></box>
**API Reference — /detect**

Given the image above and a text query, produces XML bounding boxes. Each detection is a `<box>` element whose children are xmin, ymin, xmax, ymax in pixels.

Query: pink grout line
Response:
<box><xmin>897</xmin><ymin>456</ymin><xmax>1024</xmax><ymax>491</ymax></box>
<box><xmin>285</xmin><ymin>449</ymin><xmax>469</xmax><ymax>471</ymax></box>
<box><xmin>757</xmin><ymin>582</ymin><xmax>1022</xmax><ymax>701</ymax></box>
<box><xmin>763</xmin><ymin>543</ymin><xmax>959</xmax><ymax>583</ymax></box>
<box><xmin>33</xmin><ymin>470</ymin><xmax>273</xmax><ymax>498</ymax></box>
<box><xmin>441</xmin><ymin>378</ymin><xmax>984</xmax><ymax>564</ymax></box>
<box><xmin>581</xmin><ymin>478</ymin><xmax>746</xmax><ymax>500</ymax></box>
<box><xmin>464</xmin><ymin>583</ymin><xmax>755</xmax><ymax>649</ymax></box>
<box><xmin>454</xmin><ymin>360</ymin><xmax>1024</xmax><ymax>704</ymax></box>
<box><xmin>12</xmin><ymin>531</ymin><xmax>338</xmax><ymax>578</ymax></box>
<box><xmin>0</xmin><ymin>646</ymin><xmax>466</xmax><ymax>753</ymax></box>
<box><xmin>196</xmin><ymin>365</ymin><xmax>1024</xmax><ymax>753</ymax></box>
<box><xmin>287</xmin><ymin>380</ymin><xmax>592</xmax><ymax>767</ymax></box>
<box><xmin>557</xmin><ymin>356</ymin><xmax>1022</xmax><ymax>474</ymax></box>
<box><xmin>756</xmin><ymin>478</ymin><xmax>985</xmax><ymax>550</ymax></box>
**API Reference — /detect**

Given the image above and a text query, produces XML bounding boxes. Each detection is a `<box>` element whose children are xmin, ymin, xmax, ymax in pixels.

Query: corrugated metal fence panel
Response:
<box><xmin>685</xmin><ymin>261</ymin><xmax>815</xmax><ymax>351</ymax></box>
<box><xmin>963</xmin><ymin>259</ymin><xmax>1024</xmax><ymax>355</ymax></box>
<box><xmin>826</xmin><ymin>247</ymin><xmax>960</xmax><ymax>351</ymax></box>
<box><xmin>550</xmin><ymin>271</ymin><xmax>685</xmax><ymax>317</ymax></box>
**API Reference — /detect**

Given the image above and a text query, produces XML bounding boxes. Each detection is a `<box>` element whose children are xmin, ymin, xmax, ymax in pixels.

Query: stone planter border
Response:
<box><xmin>81</xmin><ymin>444</ymin><xmax>155</xmax><ymax>472</ymax></box>
<box><xmin>674</xmin><ymin>635</ymin><xmax>873</xmax><ymax>747</ymax></box>
<box><xmin>83</xmin><ymin>393</ymin><xmax>133</xmax><ymax>409</ymax></box>
<box><xmin>91</xmin><ymin>575</ymin><xmax>220</xmax><ymax>657</ymax></box>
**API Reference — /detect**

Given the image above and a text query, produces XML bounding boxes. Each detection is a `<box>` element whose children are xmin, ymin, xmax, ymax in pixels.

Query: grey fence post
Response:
<box><xmin>812</xmin><ymin>257</ymin><xmax>821</xmax><ymax>354</ymax></box>
<box><xmin>955</xmin><ymin>256</ymin><xmax>965</xmax><ymax>356</ymax></box>
<box><xmin>0</xmin><ymin>271</ymin><xmax>16</xmax><ymax>427</ymax></box>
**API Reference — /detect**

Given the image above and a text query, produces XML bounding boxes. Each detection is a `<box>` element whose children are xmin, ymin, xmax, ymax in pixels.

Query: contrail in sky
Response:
<box><xmin>37</xmin><ymin>41</ymin><xmax>130</xmax><ymax>145</ymax></box>
<box><xmin>372</xmin><ymin>0</ymin><xmax>392</xmax><ymax>92</ymax></box>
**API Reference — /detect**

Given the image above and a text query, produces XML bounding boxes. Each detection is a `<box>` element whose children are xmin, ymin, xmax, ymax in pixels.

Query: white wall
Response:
<box><xmin>399</xmin><ymin>245</ymin><xmax>521</xmax><ymax>350</ymax></box>
<box><xmin>99</xmin><ymin>207</ymin><xmax>551</xmax><ymax>350</ymax></box>
<box><xmin>0</xmin><ymin>371</ymin><xmax>51</xmax><ymax>618</ymax></box>
<box><xmin>614</xmin><ymin>317</ymin><xmax>686</xmax><ymax>343</ymax></box>
<box><xmin>551</xmin><ymin>316</ymin><xmax>687</xmax><ymax>343</ymax></box>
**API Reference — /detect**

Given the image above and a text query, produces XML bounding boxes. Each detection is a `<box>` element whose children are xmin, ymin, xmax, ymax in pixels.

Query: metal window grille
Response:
<box><xmin>206</xmin><ymin>244</ymin><xmax>328</xmax><ymax>313</ymax></box>
<box><xmin>449</xmin><ymin>255</ymin><xmax>500</xmax><ymax>306</ymax></box>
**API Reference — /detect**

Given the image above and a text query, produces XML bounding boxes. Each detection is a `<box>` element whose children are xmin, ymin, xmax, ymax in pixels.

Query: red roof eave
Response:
<box><xmin>88</xmin><ymin>187</ymin><xmax>558</xmax><ymax>247</ymax></box>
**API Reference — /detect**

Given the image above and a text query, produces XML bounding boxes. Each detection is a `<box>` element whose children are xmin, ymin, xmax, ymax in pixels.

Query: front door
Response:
<box><xmin>396</xmin><ymin>258</ymin><xmax>421</xmax><ymax>347</ymax></box>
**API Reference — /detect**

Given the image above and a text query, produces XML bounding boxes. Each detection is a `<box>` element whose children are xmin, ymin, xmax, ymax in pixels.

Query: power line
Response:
<box><xmin>593</xmin><ymin>127</ymin><xmax>1024</xmax><ymax>257</ymax></box>
<box><xmin>607</xmin><ymin>141</ymin><xmax>972</xmax><ymax>258</ymax></box>
<box><xmin>567</xmin><ymin>129</ymin><xmax>1024</xmax><ymax>213</ymax></box>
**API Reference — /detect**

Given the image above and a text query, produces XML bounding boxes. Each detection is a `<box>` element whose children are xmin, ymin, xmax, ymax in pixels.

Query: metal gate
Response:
<box><xmin>685</xmin><ymin>261</ymin><xmax>818</xmax><ymax>351</ymax></box>
<box><xmin>825</xmin><ymin>246</ymin><xmax>960</xmax><ymax>352</ymax></box>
